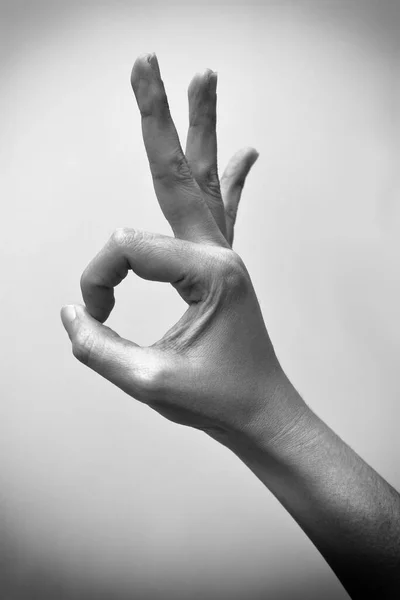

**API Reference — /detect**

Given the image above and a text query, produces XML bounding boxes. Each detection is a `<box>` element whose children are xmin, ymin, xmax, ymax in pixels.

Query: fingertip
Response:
<box><xmin>60</xmin><ymin>304</ymin><xmax>77</xmax><ymax>335</ymax></box>
<box><xmin>236</xmin><ymin>147</ymin><xmax>260</xmax><ymax>176</ymax></box>
<box><xmin>76</xmin><ymin>302</ymin><xmax>112</xmax><ymax>326</ymax></box>
<box><xmin>240</xmin><ymin>146</ymin><xmax>260</xmax><ymax>164</ymax></box>
<box><xmin>130</xmin><ymin>52</ymin><xmax>159</xmax><ymax>87</ymax></box>
<box><xmin>246</xmin><ymin>148</ymin><xmax>259</xmax><ymax>169</ymax></box>
<box><xmin>205</xmin><ymin>68</ymin><xmax>217</xmax><ymax>81</ymax></box>
<box><xmin>188</xmin><ymin>68</ymin><xmax>217</xmax><ymax>98</ymax></box>
<box><xmin>61</xmin><ymin>303</ymin><xmax>97</xmax><ymax>326</ymax></box>
<box><xmin>134</xmin><ymin>52</ymin><xmax>156</xmax><ymax>67</ymax></box>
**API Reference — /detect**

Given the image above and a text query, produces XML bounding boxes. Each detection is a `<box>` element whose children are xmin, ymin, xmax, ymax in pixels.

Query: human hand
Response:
<box><xmin>61</xmin><ymin>54</ymin><xmax>305</xmax><ymax>444</ymax></box>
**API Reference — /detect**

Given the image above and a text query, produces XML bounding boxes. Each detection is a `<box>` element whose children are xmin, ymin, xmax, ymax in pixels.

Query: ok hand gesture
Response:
<box><xmin>61</xmin><ymin>54</ymin><xmax>285</xmax><ymax>443</ymax></box>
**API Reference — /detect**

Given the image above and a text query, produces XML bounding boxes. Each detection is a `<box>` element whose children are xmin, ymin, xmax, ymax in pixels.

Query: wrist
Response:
<box><xmin>251</xmin><ymin>369</ymin><xmax>310</xmax><ymax>444</ymax></box>
<box><xmin>209</xmin><ymin>367</ymin><xmax>320</xmax><ymax>464</ymax></box>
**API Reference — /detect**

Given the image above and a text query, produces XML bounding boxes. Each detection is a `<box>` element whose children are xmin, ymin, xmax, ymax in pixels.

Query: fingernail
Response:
<box><xmin>61</xmin><ymin>305</ymin><xmax>76</xmax><ymax>331</ymax></box>
<box><xmin>204</xmin><ymin>69</ymin><xmax>216</xmax><ymax>81</ymax></box>
<box><xmin>209</xmin><ymin>70</ymin><xmax>218</xmax><ymax>88</ymax></box>
<box><xmin>147</xmin><ymin>52</ymin><xmax>160</xmax><ymax>74</ymax></box>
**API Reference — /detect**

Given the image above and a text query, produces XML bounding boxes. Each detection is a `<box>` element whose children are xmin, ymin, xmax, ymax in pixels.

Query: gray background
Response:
<box><xmin>1</xmin><ymin>0</ymin><xmax>399</xmax><ymax>598</ymax></box>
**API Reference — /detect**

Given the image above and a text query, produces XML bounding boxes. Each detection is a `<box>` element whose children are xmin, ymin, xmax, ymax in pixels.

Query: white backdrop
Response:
<box><xmin>1</xmin><ymin>1</ymin><xmax>399</xmax><ymax>598</ymax></box>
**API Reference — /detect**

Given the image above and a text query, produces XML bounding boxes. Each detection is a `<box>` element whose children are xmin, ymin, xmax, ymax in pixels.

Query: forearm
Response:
<box><xmin>216</xmin><ymin>370</ymin><xmax>400</xmax><ymax>599</ymax></box>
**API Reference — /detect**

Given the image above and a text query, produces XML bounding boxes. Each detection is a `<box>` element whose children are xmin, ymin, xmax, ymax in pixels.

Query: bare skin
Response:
<box><xmin>61</xmin><ymin>53</ymin><xmax>400</xmax><ymax>599</ymax></box>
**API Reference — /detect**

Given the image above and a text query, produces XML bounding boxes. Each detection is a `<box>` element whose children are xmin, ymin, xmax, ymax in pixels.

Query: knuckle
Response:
<box><xmin>135</xmin><ymin>361</ymin><xmax>171</xmax><ymax>404</ymax></box>
<box><xmin>80</xmin><ymin>266</ymin><xmax>101</xmax><ymax>303</ymax></box>
<box><xmin>233</xmin><ymin>175</ymin><xmax>246</xmax><ymax>191</ymax></box>
<box><xmin>141</xmin><ymin>87</ymin><xmax>169</xmax><ymax>119</ymax></box>
<box><xmin>218</xmin><ymin>250</ymin><xmax>249</xmax><ymax>293</ymax></box>
<box><xmin>192</xmin><ymin>163</ymin><xmax>220</xmax><ymax>199</ymax></box>
<box><xmin>219</xmin><ymin>171</ymin><xmax>230</xmax><ymax>190</ymax></box>
<box><xmin>80</xmin><ymin>264</ymin><xmax>112</xmax><ymax>310</ymax></box>
<box><xmin>110</xmin><ymin>228</ymin><xmax>149</xmax><ymax>255</ymax></box>
<box><xmin>221</xmin><ymin>172</ymin><xmax>245</xmax><ymax>193</ymax></box>
<box><xmin>151</xmin><ymin>152</ymin><xmax>192</xmax><ymax>187</ymax></box>
<box><xmin>80</xmin><ymin>262</ymin><xmax>102</xmax><ymax>293</ymax></box>
<box><xmin>219</xmin><ymin>171</ymin><xmax>229</xmax><ymax>187</ymax></box>
<box><xmin>110</xmin><ymin>227</ymin><xmax>134</xmax><ymax>248</ymax></box>
<box><xmin>72</xmin><ymin>329</ymin><xmax>96</xmax><ymax>367</ymax></box>
<box><xmin>224</xmin><ymin>204</ymin><xmax>237</xmax><ymax>224</ymax></box>
<box><xmin>79</xmin><ymin>265</ymin><xmax>90</xmax><ymax>293</ymax></box>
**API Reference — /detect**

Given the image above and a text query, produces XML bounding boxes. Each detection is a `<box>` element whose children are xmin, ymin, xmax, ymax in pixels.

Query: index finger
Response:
<box><xmin>130</xmin><ymin>53</ymin><xmax>227</xmax><ymax>247</ymax></box>
<box><xmin>80</xmin><ymin>228</ymin><xmax>206</xmax><ymax>323</ymax></box>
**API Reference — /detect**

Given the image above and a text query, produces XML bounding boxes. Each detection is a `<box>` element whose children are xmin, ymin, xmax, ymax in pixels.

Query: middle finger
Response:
<box><xmin>185</xmin><ymin>69</ymin><xmax>227</xmax><ymax>237</ymax></box>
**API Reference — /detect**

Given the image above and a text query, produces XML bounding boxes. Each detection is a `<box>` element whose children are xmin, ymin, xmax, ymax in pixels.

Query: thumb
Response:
<box><xmin>60</xmin><ymin>304</ymin><xmax>164</xmax><ymax>403</ymax></box>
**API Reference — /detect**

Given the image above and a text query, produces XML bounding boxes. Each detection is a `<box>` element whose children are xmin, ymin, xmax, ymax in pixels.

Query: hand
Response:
<box><xmin>60</xmin><ymin>54</ymin><xmax>303</xmax><ymax>443</ymax></box>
